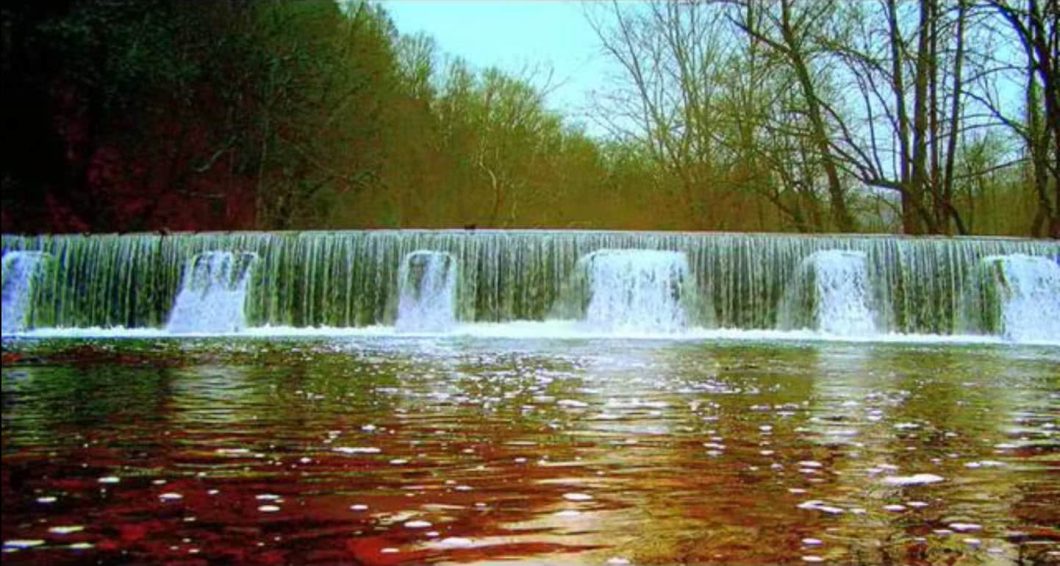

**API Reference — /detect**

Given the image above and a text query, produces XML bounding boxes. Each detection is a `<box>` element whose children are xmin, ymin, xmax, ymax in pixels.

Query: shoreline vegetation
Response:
<box><xmin>2</xmin><ymin>0</ymin><xmax>1057</xmax><ymax>237</ymax></box>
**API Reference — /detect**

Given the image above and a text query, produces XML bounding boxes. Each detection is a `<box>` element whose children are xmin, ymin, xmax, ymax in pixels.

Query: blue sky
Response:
<box><xmin>381</xmin><ymin>1</ymin><xmax>612</xmax><ymax>131</ymax></box>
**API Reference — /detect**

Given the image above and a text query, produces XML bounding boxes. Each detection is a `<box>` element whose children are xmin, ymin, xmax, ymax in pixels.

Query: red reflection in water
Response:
<box><xmin>2</xmin><ymin>339</ymin><xmax>1059</xmax><ymax>564</ymax></box>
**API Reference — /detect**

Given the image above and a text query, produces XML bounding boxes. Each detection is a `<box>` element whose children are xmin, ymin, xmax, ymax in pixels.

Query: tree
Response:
<box><xmin>984</xmin><ymin>0</ymin><xmax>1059</xmax><ymax>237</ymax></box>
<box><xmin>734</xmin><ymin>0</ymin><xmax>860</xmax><ymax>232</ymax></box>
<box><xmin>588</xmin><ymin>0</ymin><xmax>734</xmax><ymax>228</ymax></box>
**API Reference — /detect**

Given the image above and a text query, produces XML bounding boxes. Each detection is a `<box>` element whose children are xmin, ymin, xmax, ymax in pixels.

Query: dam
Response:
<box><xmin>2</xmin><ymin>230</ymin><xmax>1058</xmax><ymax>342</ymax></box>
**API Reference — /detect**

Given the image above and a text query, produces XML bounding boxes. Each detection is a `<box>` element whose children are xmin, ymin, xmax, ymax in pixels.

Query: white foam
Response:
<box><xmin>9</xmin><ymin>320</ymin><xmax>1059</xmax><ymax>346</ymax></box>
<box><xmin>166</xmin><ymin>251</ymin><xmax>256</xmax><ymax>334</ymax></box>
<box><xmin>2</xmin><ymin>251</ymin><xmax>48</xmax><ymax>334</ymax></box>
<box><xmin>992</xmin><ymin>255</ymin><xmax>1060</xmax><ymax>341</ymax></box>
<box><xmin>780</xmin><ymin>250</ymin><xmax>877</xmax><ymax>335</ymax></box>
<box><xmin>882</xmin><ymin>473</ymin><xmax>945</xmax><ymax>486</ymax></box>
<box><xmin>963</xmin><ymin>254</ymin><xmax>1060</xmax><ymax>342</ymax></box>
<box><xmin>395</xmin><ymin>251</ymin><xmax>458</xmax><ymax>333</ymax></box>
<box><xmin>568</xmin><ymin>249</ymin><xmax>692</xmax><ymax>333</ymax></box>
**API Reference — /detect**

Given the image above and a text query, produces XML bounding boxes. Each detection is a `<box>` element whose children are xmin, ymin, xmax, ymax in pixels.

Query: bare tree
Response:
<box><xmin>733</xmin><ymin>0</ymin><xmax>859</xmax><ymax>232</ymax></box>
<box><xmin>588</xmin><ymin>0</ymin><xmax>738</xmax><ymax>228</ymax></box>
<box><xmin>985</xmin><ymin>0</ymin><xmax>1059</xmax><ymax>237</ymax></box>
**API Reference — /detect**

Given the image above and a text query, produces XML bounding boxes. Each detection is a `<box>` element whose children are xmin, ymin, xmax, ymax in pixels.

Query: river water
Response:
<box><xmin>2</xmin><ymin>336</ymin><xmax>1058</xmax><ymax>564</ymax></box>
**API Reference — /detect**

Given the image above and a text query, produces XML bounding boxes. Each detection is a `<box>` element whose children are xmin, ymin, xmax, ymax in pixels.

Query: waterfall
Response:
<box><xmin>395</xmin><ymin>251</ymin><xmax>457</xmax><ymax>332</ymax></box>
<box><xmin>562</xmin><ymin>249</ymin><xmax>692</xmax><ymax>333</ymax></box>
<box><xmin>2</xmin><ymin>231</ymin><xmax>1058</xmax><ymax>340</ymax></box>
<box><xmin>778</xmin><ymin>250</ymin><xmax>877</xmax><ymax>335</ymax></box>
<box><xmin>166</xmin><ymin>251</ymin><xmax>257</xmax><ymax>333</ymax></box>
<box><xmin>962</xmin><ymin>254</ymin><xmax>1060</xmax><ymax>342</ymax></box>
<box><xmin>1</xmin><ymin>251</ymin><xmax>48</xmax><ymax>334</ymax></box>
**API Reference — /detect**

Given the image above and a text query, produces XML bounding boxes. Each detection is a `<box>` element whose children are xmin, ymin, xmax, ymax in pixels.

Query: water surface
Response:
<box><xmin>2</xmin><ymin>337</ymin><xmax>1058</xmax><ymax>564</ymax></box>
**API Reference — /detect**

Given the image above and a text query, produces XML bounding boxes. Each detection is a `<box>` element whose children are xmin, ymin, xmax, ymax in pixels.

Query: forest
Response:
<box><xmin>1</xmin><ymin>0</ymin><xmax>1057</xmax><ymax>237</ymax></box>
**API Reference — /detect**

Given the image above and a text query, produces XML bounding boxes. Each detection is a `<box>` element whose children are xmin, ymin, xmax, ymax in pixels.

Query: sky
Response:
<box><xmin>381</xmin><ymin>1</ymin><xmax>614</xmax><ymax>133</ymax></box>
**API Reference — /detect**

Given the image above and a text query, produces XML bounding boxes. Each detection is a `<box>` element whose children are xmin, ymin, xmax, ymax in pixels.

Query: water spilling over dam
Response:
<box><xmin>165</xmin><ymin>251</ymin><xmax>257</xmax><ymax>334</ymax></box>
<box><xmin>960</xmin><ymin>254</ymin><xmax>1060</xmax><ymax>342</ymax></box>
<box><xmin>1</xmin><ymin>251</ymin><xmax>49</xmax><ymax>334</ymax></box>
<box><xmin>556</xmin><ymin>249</ymin><xmax>694</xmax><ymax>334</ymax></box>
<box><xmin>778</xmin><ymin>250</ymin><xmax>877</xmax><ymax>336</ymax></box>
<box><xmin>1</xmin><ymin>230</ymin><xmax>1058</xmax><ymax>342</ymax></box>
<box><xmin>395</xmin><ymin>250</ymin><xmax>458</xmax><ymax>333</ymax></box>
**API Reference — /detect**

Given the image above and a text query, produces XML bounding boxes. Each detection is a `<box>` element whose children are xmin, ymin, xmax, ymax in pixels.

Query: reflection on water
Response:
<box><xmin>2</xmin><ymin>338</ymin><xmax>1058</xmax><ymax>564</ymax></box>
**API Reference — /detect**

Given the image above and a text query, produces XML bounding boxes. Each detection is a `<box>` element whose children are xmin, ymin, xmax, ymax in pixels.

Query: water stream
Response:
<box><xmin>1</xmin><ymin>251</ymin><xmax>48</xmax><ymax>334</ymax></box>
<box><xmin>165</xmin><ymin>251</ymin><xmax>256</xmax><ymax>334</ymax></box>
<box><xmin>561</xmin><ymin>249</ymin><xmax>693</xmax><ymax>333</ymax></box>
<box><xmin>1</xmin><ymin>231</ymin><xmax>1057</xmax><ymax>342</ymax></box>
<box><xmin>395</xmin><ymin>251</ymin><xmax>458</xmax><ymax>333</ymax></box>
<box><xmin>778</xmin><ymin>250</ymin><xmax>877</xmax><ymax>335</ymax></box>
<box><xmin>1</xmin><ymin>337</ymin><xmax>1057</xmax><ymax>563</ymax></box>
<box><xmin>961</xmin><ymin>254</ymin><xmax>1060</xmax><ymax>342</ymax></box>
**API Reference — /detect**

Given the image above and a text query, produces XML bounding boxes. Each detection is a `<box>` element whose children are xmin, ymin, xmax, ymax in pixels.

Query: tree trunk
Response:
<box><xmin>910</xmin><ymin>0</ymin><xmax>938</xmax><ymax>234</ymax></box>
<box><xmin>886</xmin><ymin>0</ymin><xmax>920</xmax><ymax>234</ymax></box>
<box><xmin>942</xmin><ymin>0</ymin><xmax>968</xmax><ymax>234</ymax></box>
<box><xmin>779</xmin><ymin>0</ymin><xmax>857</xmax><ymax>232</ymax></box>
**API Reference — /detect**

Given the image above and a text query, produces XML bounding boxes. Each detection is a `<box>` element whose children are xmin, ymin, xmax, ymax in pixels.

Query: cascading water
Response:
<box><xmin>561</xmin><ymin>249</ymin><xmax>693</xmax><ymax>333</ymax></box>
<box><xmin>1</xmin><ymin>251</ymin><xmax>48</xmax><ymax>334</ymax></box>
<box><xmin>166</xmin><ymin>251</ymin><xmax>257</xmax><ymax>334</ymax></box>
<box><xmin>961</xmin><ymin>254</ymin><xmax>1060</xmax><ymax>342</ymax></box>
<box><xmin>2</xmin><ymin>231</ymin><xmax>1058</xmax><ymax>342</ymax></box>
<box><xmin>778</xmin><ymin>250</ymin><xmax>877</xmax><ymax>335</ymax></box>
<box><xmin>395</xmin><ymin>251</ymin><xmax>457</xmax><ymax>332</ymax></box>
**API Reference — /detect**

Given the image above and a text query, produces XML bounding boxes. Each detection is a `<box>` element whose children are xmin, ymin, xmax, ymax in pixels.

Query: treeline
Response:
<box><xmin>0</xmin><ymin>0</ymin><xmax>1056</xmax><ymax>236</ymax></box>
<box><xmin>588</xmin><ymin>0</ymin><xmax>1058</xmax><ymax>236</ymax></box>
